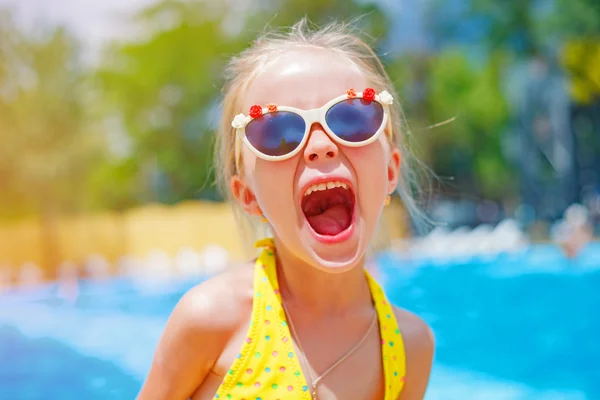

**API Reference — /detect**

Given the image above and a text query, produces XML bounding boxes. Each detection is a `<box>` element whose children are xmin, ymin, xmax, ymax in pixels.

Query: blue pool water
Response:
<box><xmin>1</xmin><ymin>243</ymin><xmax>598</xmax><ymax>400</ymax></box>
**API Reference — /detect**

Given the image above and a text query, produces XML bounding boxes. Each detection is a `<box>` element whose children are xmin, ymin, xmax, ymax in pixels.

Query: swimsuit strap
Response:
<box><xmin>213</xmin><ymin>238</ymin><xmax>405</xmax><ymax>399</ymax></box>
<box><xmin>254</xmin><ymin>238</ymin><xmax>406</xmax><ymax>399</ymax></box>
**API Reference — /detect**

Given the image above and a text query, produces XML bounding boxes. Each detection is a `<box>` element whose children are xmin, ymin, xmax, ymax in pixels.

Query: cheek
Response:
<box><xmin>346</xmin><ymin>142</ymin><xmax>389</xmax><ymax>181</ymax></box>
<box><xmin>345</xmin><ymin>143</ymin><xmax>389</xmax><ymax>204</ymax></box>
<box><xmin>252</xmin><ymin>157</ymin><xmax>298</xmax><ymax>210</ymax></box>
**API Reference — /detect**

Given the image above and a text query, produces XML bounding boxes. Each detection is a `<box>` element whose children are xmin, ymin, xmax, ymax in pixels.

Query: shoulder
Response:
<box><xmin>168</xmin><ymin>262</ymin><xmax>255</xmax><ymax>342</ymax></box>
<box><xmin>392</xmin><ymin>306</ymin><xmax>435</xmax><ymax>352</ymax></box>
<box><xmin>392</xmin><ymin>306</ymin><xmax>435</xmax><ymax>400</ymax></box>
<box><xmin>138</xmin><ymin>263</ymin><xmax>255</xmax><ymax>399</ymax></box>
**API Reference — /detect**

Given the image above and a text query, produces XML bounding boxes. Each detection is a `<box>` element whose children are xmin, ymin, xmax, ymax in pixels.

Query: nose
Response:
<box><xmin>303</xmin><ymin>123</ymin><xmax>339</xmax><ymax>163</ymax></box>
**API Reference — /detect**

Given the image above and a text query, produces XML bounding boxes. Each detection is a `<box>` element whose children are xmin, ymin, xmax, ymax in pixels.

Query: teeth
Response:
<box><xmin>304</xmin><ymin>181</ymin><xmax>350</xmax><ymax>196</ymax></box>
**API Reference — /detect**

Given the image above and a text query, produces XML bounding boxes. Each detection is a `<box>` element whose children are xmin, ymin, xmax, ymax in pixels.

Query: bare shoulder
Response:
<box><xmin>175</xmin><ymin>263</ymin><xmax>255</xmax><ymax>331</ymax></box>
<box><xmin>137</xmin><ymin>263</ymin><xmax>255</xmax><ymax>400</ymax></box>
<box><xmin>393</xmin><ymin>306</ymin><xmax>435</xmax><ymax>350</ymax></box>
<box><xmin>392</xmin><ymin>306</ymin><xmax>435</xmax><ymax>400</ymax></box>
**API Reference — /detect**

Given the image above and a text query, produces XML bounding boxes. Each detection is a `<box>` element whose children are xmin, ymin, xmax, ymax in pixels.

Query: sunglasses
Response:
<box><xmin>232</xmin><ymin>88</ymin><xmax>393</xmax><ymax>169</ymax></box>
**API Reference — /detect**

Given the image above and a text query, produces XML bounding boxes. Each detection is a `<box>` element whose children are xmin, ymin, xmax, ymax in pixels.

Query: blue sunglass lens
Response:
<box><xmin>245</xmin><ymin>111</ymin><xmax>306</xmax><ymax>157</ymax></box>
<box><xmin>325</xmin><ymin>99</ymin><xmax>384</xmax><ymax>142</ymax></box>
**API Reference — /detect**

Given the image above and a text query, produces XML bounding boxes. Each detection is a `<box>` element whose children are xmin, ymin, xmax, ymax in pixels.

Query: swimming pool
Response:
<box><xmin>1</xmin><ymin>243</ymin><xmax>598</xmax><ymax>400</ymax></box>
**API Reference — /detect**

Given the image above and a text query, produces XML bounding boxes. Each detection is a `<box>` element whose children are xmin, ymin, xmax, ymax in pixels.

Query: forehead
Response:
<box><xmin>242</xmin><ymin>47</ymin><xmax>368</xmax><ymax>111</ymax></box>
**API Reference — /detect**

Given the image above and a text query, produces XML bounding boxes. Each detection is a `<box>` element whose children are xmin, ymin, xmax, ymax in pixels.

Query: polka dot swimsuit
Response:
<box><xmin>213</xmin><ymin>238</ymin><xmax>406</xmax><ymax>399</ymax></box>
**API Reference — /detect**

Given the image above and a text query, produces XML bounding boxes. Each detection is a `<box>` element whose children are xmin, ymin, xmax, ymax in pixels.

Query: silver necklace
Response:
<box><xmin>281</xmin><ymin>301</ymin><xmax>377</xmax><ymax>400</ymax></box>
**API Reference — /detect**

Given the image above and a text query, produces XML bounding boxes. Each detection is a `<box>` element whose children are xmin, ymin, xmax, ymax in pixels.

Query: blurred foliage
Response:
<box><xmin>552</xmin><ymin>0</ymin><xmax>600</xmax><ymax>104</ymax></box>
<box><xmin>426</xmin><ymin>50</ymin><xmax>511</xmax><ymax>198</ymax></box>
<box><xmin>0</xmin><ymin>11</ymin><xmax>101</xmax><ymax>219</ymax></box>
<box><xmin>411</xmin><ymin>0</ymin><xmax>599</xmax><ymax>202</ymax></box>
<box><xmin>561</xmin><ymin>39</ymin><xmax>600</xmax><ymax>104</ymax></box>
<box><xmin>388</xmin><ymin>48</ymin><xmax>512</xmax><ymax>199</ymax></box>
<box><xmin>429</xmin><ymin>0</ymin><xmax>544</xmax><ymax>57</ymax></box>
<box><xmin>96</xmin><ymin>12</ymin><xmax>240</xmax><ymax>205</ymax></box>
<box><xmin>547</xmin><ymin>0</ymin><xmax>600</xmax><ymax>37</ymax></box>
<box><xmin>449</xmin><ymin>0</ymin><xmax>600</xmax><ymax>104</ymax></box>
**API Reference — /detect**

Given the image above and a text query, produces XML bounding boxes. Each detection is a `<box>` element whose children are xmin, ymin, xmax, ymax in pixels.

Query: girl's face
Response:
<box><xmin>232</xmin><ymin>47</ymin><xmax>401</xmax><ymax>272</ymax></box>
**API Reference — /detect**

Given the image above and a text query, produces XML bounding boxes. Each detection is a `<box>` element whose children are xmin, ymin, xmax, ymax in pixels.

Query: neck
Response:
<box><xmin>272</xmin><ymin>237</ymin><xmax>373</xmax><ymax>317</ymax></box>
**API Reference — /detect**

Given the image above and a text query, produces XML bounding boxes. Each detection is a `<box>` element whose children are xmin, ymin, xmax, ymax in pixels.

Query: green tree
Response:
<box><xmin>428</xmin><ymin>0</ymin><xmax>600</xmax><ymax>104</ymax></box>
<box><xmin>393</xmin><ymin>0</ymin><xmax>599</xmax><ymax>202</ymax></box>
<box><xmin>428</xmin><ymin>50</ymin><xmax>511</xmax><ymax>198</ymax></box>
<box><xmin>547</xmin><ymin>0</ymin><xmax>600</xmax><ymax>37</ymax></box>
<box><xmin>0</xmin><ymin>11</ymin><xmax>100</xmax><ymax>217</ymax></box>
<box><xmin>389</xmin><ymin>49</ymin><xmax>512</xmax><ymax>199</ymax></box>
<box><xmin>96</xmin><ymin>19</ymin><xmax>233</xmax><ymax>204</ymax></box>
<box><xmin>0</xmin><ymin>10</ymin><xmax>101</xmax><ymax>271</ymax></box>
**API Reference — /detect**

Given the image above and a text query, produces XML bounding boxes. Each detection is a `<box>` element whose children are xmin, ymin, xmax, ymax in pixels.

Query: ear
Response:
<box><xmin>386</xmin><ymin>148</ymin><xmax>402</xmax><ymax>194</ymax></box>
<box><xmin>231</xmin><ymin>175</ymin><xmax>263</xmax><ymax>217</ymax></box>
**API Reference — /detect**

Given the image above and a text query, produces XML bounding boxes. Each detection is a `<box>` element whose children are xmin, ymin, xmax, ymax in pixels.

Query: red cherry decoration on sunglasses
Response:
<box><xmin>249</xmin><ymin>105</ymin><xmax>263</xmax><ymax>118</ymax></box>
<box><xmin>363</xmin><ymin>88</ymin><xmax>376</xmax><ymax>102</ymax></box>
<box><xmin>346</xmin><ymin>88</ymin><xmax>357</xmax><ymax>98</ymax></box>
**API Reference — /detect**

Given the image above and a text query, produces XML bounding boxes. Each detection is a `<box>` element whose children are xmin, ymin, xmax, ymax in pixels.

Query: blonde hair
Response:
<box><xmin>215</xmin><ymin>18</ymin><xmax>429</xmax><ymax>255</ymax></box>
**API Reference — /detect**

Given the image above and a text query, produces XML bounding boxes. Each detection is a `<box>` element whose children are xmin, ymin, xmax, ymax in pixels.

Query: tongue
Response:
<box><xmin>307</xmin><ymin>204</ymin><xmax>351</xmax><ymax>236</ymax></box>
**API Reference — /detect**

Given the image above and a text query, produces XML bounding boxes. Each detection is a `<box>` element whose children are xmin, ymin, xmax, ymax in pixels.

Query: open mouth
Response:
<box><xmin>301</xmin><ymin>180</ymin><xmax>356</xmax><ymax>237</ymax></box>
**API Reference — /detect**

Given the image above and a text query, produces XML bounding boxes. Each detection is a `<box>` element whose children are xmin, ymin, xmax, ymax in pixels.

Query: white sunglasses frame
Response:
<box><xmin>232</xmin><ymin>89</ymin><xmax>394</xmax><ymax>172</ymax></box>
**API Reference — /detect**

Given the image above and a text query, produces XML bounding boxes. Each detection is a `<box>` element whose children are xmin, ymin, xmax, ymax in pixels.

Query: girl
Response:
<box><xmin>139</xmin><ymin>19</ymin><xmax>434</xmax><ymax>400</ymax></box>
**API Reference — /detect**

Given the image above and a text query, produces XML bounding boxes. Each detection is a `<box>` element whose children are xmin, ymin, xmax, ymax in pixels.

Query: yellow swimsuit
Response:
<box><xmin>214</xmin><ymin>239</ymin><xmax>406</xmax><ymax>399</ymax></box>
